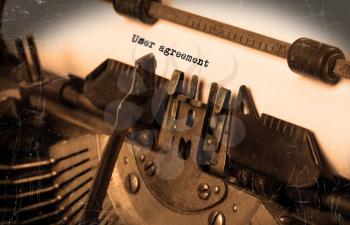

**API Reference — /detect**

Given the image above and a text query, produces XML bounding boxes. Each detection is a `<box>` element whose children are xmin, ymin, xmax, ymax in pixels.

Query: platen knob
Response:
<box><xmin>287</xmin><ymin>38</ymin><xmax>345</xmax><ymax>84</ymax></box>
<box><xmin>113</xmin><ymin>0</ymin><xmax>159</xmax><ymax>24</ymax></box>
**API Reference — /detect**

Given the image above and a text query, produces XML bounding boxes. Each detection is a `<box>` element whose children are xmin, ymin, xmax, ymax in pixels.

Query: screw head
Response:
<box><xmin>233</xmin><ymin>204</ymin><xmax>238</xmax><ymax>212</ymax></box>
<box><xmin>140</xmin><ymin>154</ymin><xmax>146</xmax><ymax>162</ymax></box>
<box><xmin>213</xmin><ymin>186</ymin><xmax>220</xmax><ymax>194</ymax></box>
<box><xmin>228</xmin><ymin>176</ymin><xmax>237</xmax><ymax>185</ymax></box>
<box><xmin>207</xmin><ymin>138</ymin><xmax>212</xmax><ymax>144</ymax></box>
<box><xmin>138</xmin><ymin>130</ymin><xmax>154</xmax><ymax>147</ymax></box>
<box><xmin>125</xmin><ymin>173</ymin><xmax>140</xmax><ymax>194</ymax></box>
<box><xmin>208</xmin><ymin>210</ymin><xmax>225</xmax><ymax>225</ymax></box>
<box><xmin>144</xmin><ymin>161</ymin><xmax>156</xmax><ymax>177</ymax></box>
<box><xmin>124</xmin><ymin>157</ymin><xmax>129</xmax><ymax>164</ymax></box>
<box><xmin>198</xmin><ymin>183</ymin><xmax>211</xmax><ymax>200</ymax></box>
<box><xmin>279</xmin><ymin>215</ymin><xmax>291</xmax><ymax>224</ymax></box>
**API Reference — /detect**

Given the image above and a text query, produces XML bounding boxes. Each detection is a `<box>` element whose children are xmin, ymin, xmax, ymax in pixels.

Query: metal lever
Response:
<box><xmin>81</xmin><ymin>54</ymin><xmax>159</xmax><ymax>223</ymax></box>
<box><xmin>198</xmin><ymin>83</ymin><xmax>231</xmax><ymax>177</ymax></box>
<box><xmin>81</xmin><ymin>129</ymin><xmax>127</xmax><ymax>224</ymax></box>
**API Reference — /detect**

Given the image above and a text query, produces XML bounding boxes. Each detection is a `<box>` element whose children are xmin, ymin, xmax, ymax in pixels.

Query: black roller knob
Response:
<box><xmin>113</xmin><ymin>0</ymin><xmax>159</xmax><ymax>24</ymax></box>
<box><xmin>287</xmin><ymin>38</ymin><xmax>345</xmax><ymax>84</ymax></box>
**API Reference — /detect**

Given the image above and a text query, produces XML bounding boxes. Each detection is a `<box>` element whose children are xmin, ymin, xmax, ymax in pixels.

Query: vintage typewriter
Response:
<box><xmin>1</xmin><ymin>0</ymin><xmax>350</xmax><ymax>225</ymax></box>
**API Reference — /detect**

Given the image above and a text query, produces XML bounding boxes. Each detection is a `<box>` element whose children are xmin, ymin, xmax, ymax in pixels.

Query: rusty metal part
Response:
<box><xmin>198</xmin><ymin>84</ymin><xmax>231</xmax><ymax>177</ymax></box>
<box><xmin>132</xmin><ymin>73</ymin><xmax>228</xmax><ymax>212</ymax></box>
<box><xmin>0</xmin><ymin>134</ymin><xmax>103</xmax><ymax>224</ymax></box>
<box><xmin>333</xmin><ymin>58</ymin><xmax>350</xmax><ymax>79</ymax></box>
<box><xmin>208</xmin><ymin>210</ymin><xmax>225</xmax><ymax>225</ymax></box>
<box><xmin>125</xmin><ymin>173</ymin><xmax>140</xmax><ymax>194</ymax></box>
<box><xmin>148</xmin><ymin>2</ymin><xmax>290</xmax><ymax>58</ymax></box>
<box><xmin>101</xmin><ymin>140</ymin><xmax>284</xmax><ymax>225</ymax></box>
<box><xmin>229</xmin><ymin>85</ymin><xmax>321</xmax><ymax>188</ymax></box>
<box><xmin>81</xmin><ymin>53</ymin><xmax>164</xmax><ymax>223</ymax></box>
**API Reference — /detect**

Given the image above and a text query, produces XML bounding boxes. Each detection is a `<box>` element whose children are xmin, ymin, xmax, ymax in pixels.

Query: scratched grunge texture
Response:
<box><xmin>1</xmin><ymin>1</ymin><xmax>350</xmax><ymax>225</ymax></box>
